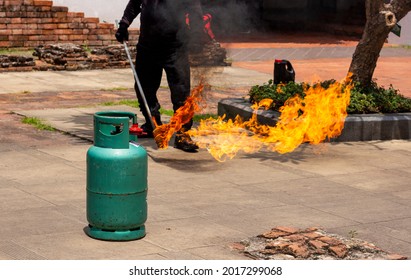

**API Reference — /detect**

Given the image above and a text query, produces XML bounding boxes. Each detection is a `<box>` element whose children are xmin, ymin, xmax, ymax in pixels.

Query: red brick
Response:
<box><xmin>302</xmin><ymin>231</ymin><xmax>324</xmax><ymax>240</ymax></box>
<box><xmin>53</xmin><ymin>29</ymin><xmax>72</xmax><ymax>35</ymax></box>
<box><xmin>42</xmin><ymin>35</ymin><xmax>58</xmax><ymax>41</ymax></box>
<box><xmin>26</xmin><ymin>11</ymin><xmax>42</xmax><ymax>17</ymax></box>
<box><xmin>72</xmin><ymin>29</ymin><xmax>86</xmax><ymax>35</ymax></box>
<box><xmin>52</xmin><ymin>11</ymin><xmax>67</xmax><ymax>19</ymax></box>
<box><xmin>26</xmin><ymin>23</ymin><xmax>38</xmax><ymax>30</ymax></box>
<box><xmin>57</xmin><ymin>23</ymin><xmax>69</xmax><ymax>29</ymax></box>
<box><xmin>83</xmin><ymin>17</ymin><xmax>99</xmax><ymax>23</ymax></box>
<box><xmin>0</xmin><ymin>41</ymin><xmax>10</xmax><ymax>47</ymax></box>
<box><xmin>259</xmin><ymin>230</ymin><xmax>289</xmax><ymax>239</ymax></box>
<box><xmin>11</xmin><ymin>29</ymin><xmax>23</xmax><ymax>35</ymax></box>
<box><xmin>274</xmin><ymin>226</ymin><xmax>300</xmax><ymax>234</ymax></box>
<box><xmin>69</xmin><ymin>35</ymin><xmax>87</xmax><ymax>41</ymax></box>
<box><xmin>5</xmin><ymin>0</ymin><xmax>22</xmax><ymax>5</ymax></box>
<box><xmin>33</xmin><ymin>0</ymin><xmax>53</xmax><ymax>6</ymax></box>
<box><xmin>24</xmin><ymin>41</ymin><xmax>40</xmax><ymax>47</ymax></box>
<box><xmin>67</xmin><ymin>12</ymin><xmax>84</xmax><ymax>18</ymax></box>
<box><xmin>318</xmin><ymin>236</ymin><xmax>342</xmax><ymax>246</ymax></box>
<box><xmin>86</xmin><ymin>23</ymin><xmax>98</xmax><ymax>29</ymax></box>
<box><xmin>10</xmin><ymin>18</ymin><xmax>22</xmax><ymax>24</ymax></box>
<box><xmin>9</xmin><ymin>23</ymin><xmax>25</xmax><ymax>29</ymax></box>
<box><xmin>42</xmin><ymin>29</ymin><xmax>55</xmax><ymax>35</ymax></box>
<box><xmin>98</xmin><ymin>23</ymin><xmax>114</xmax><ymax>29</ymax></box>
<box><xmin>51</xmin><ymin>6</ymin><xmax>68</xmax><ymax>12</ymax></box>
<box><xmin>28</xmin><ymin>35</ymin><xmax>41</xmax><ymax>41</ymax></box>
<box><xmin>97</xmin><ymin>34</ymin><xmax>114</xmax><ymax>41</ymax></box>
<box><xmin>40</xmin><ymin>18</ymin><xmax>53</xmax><ymax>23</ymax></box>
<box><xmin>70</xmin><ymin>40</ymin><xmax>85</xmax><ymax>45</ymax></box>
<box><xmin>9</xmin><ymin>35</ymin><xmax>29</xmax><ymax>41</ymax></box>
<box><xmin>266</xmin><ymin>240</ymin><xmax>290</xmax><ymax>250</ymax></box>
<box><xmin>41</xmin><ymin>23</ymin><xmax>57</xmax><ymax>30</ymax></box>
<box><xmin>285</xmin><ymin>242</ymin><xmax>310</xmax><ymax>258</ymax></box>
<box><xmin>308</xmin><ymin>240</ymin><xmax>329</xmax><ymax>250</ymax></box>
<box><xmin>10</xmin><ymin>41</ymin><xmax>24</xmax><ymax>47</ymax></box>
<box><xmin>304</xmin><ymin>227</ymin><xmax>320</xmax><ymax>232</ymax></box>
<box><xmin>329</xmin><ymin>245</ymin><xmax>348</xmax><ymax>258</ymax></box>
<box><xmin>21</xmin><ymin>18</ymin><xmax>39</xmax><ymax>24</ymax></box>
<box><xmin>58</xmin><ymin>35</ymin><xmax>69</xmax><ymax>41</ymax></box>
<box><xmin>68</xmin><ymin>22</ymin><xmax>86</xmax><ymax>29</ymax></box>
<box><xmin>0</xmin><ymin>30</ymin><xmax>12</xmax><ymax>35</ymax></box>
<box><xmin>6</xmin><ymin>11</ymin><xmax>25</xmax><ymax>17</ymax></box>
<box><xmin>40</xmin><ymin>5</ymin><xmax>51</xmax><ymax>12</ymax></box>
<box><xmin>285</xmin><ymin>234</ymin><xmax>306</xmax><ymax>242</ymax></box>
<box><xmin>22</xmin><ymin>29</ymin><xmax>42</xmax><ymax>35</ymax></box>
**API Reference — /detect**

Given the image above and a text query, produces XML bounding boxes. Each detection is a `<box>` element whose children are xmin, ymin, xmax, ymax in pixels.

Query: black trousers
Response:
<box><xmin>134</xmin><ymin>43</ymin><xmax>193</xmax><ymax>131</ymax></box>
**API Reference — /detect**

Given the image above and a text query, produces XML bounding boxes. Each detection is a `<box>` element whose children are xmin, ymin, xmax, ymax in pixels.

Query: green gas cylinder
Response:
<box><xmin>85</xmin><ymin>111</ymin><xmax>147</xmax><ymax>241</ymax></box>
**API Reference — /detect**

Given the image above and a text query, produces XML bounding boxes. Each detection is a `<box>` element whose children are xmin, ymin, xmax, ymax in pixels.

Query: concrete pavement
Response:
<box><xmin>0</xmin><ymin>36</ymin><xmax>410</xmax><ymax>260</ymax></box>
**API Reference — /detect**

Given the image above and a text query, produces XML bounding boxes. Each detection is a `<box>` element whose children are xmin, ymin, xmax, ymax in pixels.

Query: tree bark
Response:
<box><xmin>348</xmin><ymin>0</ymin><xmax>411</xmax><ymax>86</ymax></box>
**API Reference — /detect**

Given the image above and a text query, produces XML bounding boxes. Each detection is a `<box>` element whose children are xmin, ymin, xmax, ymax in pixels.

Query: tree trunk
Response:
<box><xmin>348</xmin><ymin>0</ymin><xmax>411</xmax><ymax>86</ymax></box>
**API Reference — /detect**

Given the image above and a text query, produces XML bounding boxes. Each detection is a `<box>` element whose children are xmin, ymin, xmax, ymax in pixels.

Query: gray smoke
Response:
<box><xmin>201</xmin><ymin>0</ymin><xmax>263</xmax><ymax>36</ymax></box>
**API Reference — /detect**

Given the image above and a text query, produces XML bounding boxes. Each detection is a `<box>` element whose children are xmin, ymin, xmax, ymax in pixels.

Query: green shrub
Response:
<box><xmin>249</xmin><ymin>79</ymin><xmax>411</xmax><ymax>114</ymax></box>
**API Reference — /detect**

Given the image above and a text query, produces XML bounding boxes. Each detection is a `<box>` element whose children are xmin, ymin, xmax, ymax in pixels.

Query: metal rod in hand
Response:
<box><xmin>123</xmin><ymin>41</ymin><xmax>156</xmax><ymax>131</ymax></box>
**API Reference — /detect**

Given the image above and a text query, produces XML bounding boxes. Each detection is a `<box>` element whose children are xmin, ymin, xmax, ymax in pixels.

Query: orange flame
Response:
<box><xmin>153</xmin><ymin>80</ymin><xmax>205</xmax><ymax>149</ymax></box>
<box><xmin>189</xmin><ymin>77</ymin><xmax>352</xmax><ymax>162</ymax></box>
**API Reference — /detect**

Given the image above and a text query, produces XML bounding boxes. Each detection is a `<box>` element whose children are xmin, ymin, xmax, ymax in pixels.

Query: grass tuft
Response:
<box><xmin>22</xmin><ymin>117</ymin><xmax>55</xmax><ymax>131</ymax></box>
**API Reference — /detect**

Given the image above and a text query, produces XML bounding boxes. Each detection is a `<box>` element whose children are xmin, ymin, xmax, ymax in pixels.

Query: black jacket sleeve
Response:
<box><xmin>120</xmin><ymin>0</ymin><xmax>142</xmax><ymax>27</ymax></box>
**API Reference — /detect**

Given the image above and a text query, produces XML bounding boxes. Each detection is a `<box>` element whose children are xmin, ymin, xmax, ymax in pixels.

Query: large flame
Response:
<box><xmin>189</xmin><ymin>77</ymin><xmax>352</xmax><ymax>162</ymax></box>
<box><xmin>153</xmin><ymin>76</ymin><xmax>352</xmax><ymax>162</ymax></box>
<box><xmin>153</xmin><ymin>81</ymin><xmax>205</xmax><ymax>149</ymax></box>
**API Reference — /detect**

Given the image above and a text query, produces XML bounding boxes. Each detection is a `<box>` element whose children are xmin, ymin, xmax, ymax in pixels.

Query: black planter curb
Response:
<box><xmin>217</xmin><ymin>98</ymin><xmax>411</xmax><ymax>142</ymax></box>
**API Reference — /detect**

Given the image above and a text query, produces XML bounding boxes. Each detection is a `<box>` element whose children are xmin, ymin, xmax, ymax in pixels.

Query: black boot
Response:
<box><xmin>174</xmin><ymin>132</ymin><xmax>199</xmax><ymax>152</ymax></box>
<box><xmin>139</xmin><ymin>115</ymin><xmax>162</xmax><ymax>138</ymax></box>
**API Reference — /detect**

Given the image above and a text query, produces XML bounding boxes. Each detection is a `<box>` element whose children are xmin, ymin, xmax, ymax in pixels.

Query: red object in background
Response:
<box><xmin>185</xmin><ymin>13</ymin><xmax>216</xmax><ymax>40</ymax></box>
<box><xmin>202</xmin><ymin>13</ymin><xmax>215</xmax><ymax>40</ymax></box>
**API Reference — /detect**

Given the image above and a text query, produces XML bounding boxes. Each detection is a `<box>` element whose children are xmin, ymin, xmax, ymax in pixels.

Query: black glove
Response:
<box><xmin>115</xmin><ymin>22</ymin><xmax>129</xmax><ymax>43</ymax></box>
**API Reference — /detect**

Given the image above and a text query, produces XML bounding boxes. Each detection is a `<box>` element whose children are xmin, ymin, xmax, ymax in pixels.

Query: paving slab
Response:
<box><xmin>7</xmin><ymin>105</ymin><xmax>411</xmax><ymax>259</ymax></box>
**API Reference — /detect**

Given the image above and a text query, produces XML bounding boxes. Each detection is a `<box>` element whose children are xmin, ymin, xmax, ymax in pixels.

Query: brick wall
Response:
<box><xmin>0</xmin><ymin>0</ymin><xmax>138</xmax><ymax>48</ymax></box>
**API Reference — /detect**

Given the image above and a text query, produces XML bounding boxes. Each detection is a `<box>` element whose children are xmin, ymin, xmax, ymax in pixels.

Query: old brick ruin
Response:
<box><xmin>0</xmin><ymin>0</ymin><xmax>228</xmax><ymax>71</ymax></box>
<box><xmin>0</xmin><ymin>0</ymin><xmax>138</xmax><ymax>48</ymax></box>
<box><xmin>233</xmin><ymin>226</ymin><xmax>408</xmax><ymax>260</ymax></box>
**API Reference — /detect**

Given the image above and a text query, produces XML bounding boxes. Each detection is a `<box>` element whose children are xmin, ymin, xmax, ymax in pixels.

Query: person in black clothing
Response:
<box><xmin>115</xmin><ymin>0</ymin><xmax>207</xmax><ymax>152</ymax></box>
